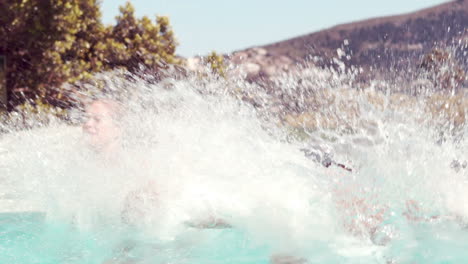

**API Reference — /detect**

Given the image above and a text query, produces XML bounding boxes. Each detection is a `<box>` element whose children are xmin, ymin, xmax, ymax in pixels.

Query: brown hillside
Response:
<box><xmin>229</xmin><ymin>0</ymin><xmax>468</xmax><ymax>81</ymax></box>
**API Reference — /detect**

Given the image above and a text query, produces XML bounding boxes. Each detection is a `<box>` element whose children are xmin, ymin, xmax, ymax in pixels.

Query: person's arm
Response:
<box><xmin>270</xmin><ymin>254</ymin><xmax>306</xmax><ymax>264</ymax></box>
<box><xmin>403</xmin><ymin>200</ymin><xmax>457</xmax><ymax>223</ymax></box>
<box><xmin>121</xmin><ymin>185</ymin><xmax>158</xmax><ymax>225</ymax></box>
<box><xmin>185</xmin><ymin>215</ymin><xmax>232</xmax><ymax>229</ymax></box>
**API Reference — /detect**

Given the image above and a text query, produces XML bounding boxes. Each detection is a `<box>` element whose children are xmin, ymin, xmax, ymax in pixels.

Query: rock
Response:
<box><xmin>185</xmin><ymin>57</ymin><xmax>201</xmax><ymax>71</ymax></box>
<box><xmin>241</xmin><ymin>62</ymin><xmax>261</xmax><ymax>76</ymax></box>
<box><xmin>251</xmin><ymin>47</ymin><xmax>268</xmax><ymax>56</ymax></box>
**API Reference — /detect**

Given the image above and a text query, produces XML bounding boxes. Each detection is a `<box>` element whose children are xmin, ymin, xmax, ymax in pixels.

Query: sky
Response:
<box><xmin>101</xmin><ymin>0</ymin><xmax>450</xmax><ymax>57</ymax></box>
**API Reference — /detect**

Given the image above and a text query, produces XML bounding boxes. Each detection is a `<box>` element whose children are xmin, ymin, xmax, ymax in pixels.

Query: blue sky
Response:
<box><xmin>101</xmin><ymin>0</ymin><xmax>450</xmax><ymax>57</ymax></box>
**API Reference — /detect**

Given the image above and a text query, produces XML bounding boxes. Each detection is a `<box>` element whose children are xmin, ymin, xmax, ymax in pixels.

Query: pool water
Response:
<box><xmin>4</xmin><ymin>212</ymin><xmax>468</xmax><ymax>263</ymax></box>
<box><xmin>0</xmin><ymin>212</ymin><xmax>272</xmax><ymax>264</ymax></box>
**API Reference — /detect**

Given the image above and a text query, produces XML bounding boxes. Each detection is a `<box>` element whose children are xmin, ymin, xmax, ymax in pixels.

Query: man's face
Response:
<box><xmin>82</xmin><ymin>100</ymin><xmax>121</xmax><ymax>150</ymax></box>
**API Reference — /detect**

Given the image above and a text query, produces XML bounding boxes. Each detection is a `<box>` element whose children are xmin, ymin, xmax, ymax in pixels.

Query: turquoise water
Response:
<box><xmin>0</xmin><ymin>212</ymin><xmax>117</xmax><ymax>264</ymax></box>
<box><xmin>0</xmin><ymin>212</ymin><xmax>271</xmax><ymax>264</ymax></box>
<box><xmin>4</xmin><ymin>212</ymin><xmax>468</xmax><ymax>263</ymax></box>
<box><xmin>376</xmin><ymin>213</ymin><xmax>468</xmax><ymax>263</ymax></box>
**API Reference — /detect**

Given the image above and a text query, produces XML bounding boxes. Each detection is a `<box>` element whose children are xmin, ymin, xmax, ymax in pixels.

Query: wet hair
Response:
<box><xmin>85</xmin><ymin>98</ymin><xmax>125</xmax><ymax>126</ymax></box>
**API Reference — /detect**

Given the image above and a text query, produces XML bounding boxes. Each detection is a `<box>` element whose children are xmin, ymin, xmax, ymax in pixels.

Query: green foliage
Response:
<box><xmin>104</xmin><ymin>3</ymin><xmax>179</xmax><ymax>70</ymax></box>
<box><xmin>206</xmin><ymin>51</ymin><xmax>226</xmax><ymax>78</ymax></box>
<box><xmin>0</xmin><ymin>0</ymin><xmax>179</xmax><ymax>109</ymax></box>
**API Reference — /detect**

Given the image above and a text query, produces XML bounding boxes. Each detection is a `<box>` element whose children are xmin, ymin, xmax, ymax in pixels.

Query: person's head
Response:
<box><xmin>82</xmin><ymin>99</ymin><xmax>122</xmax><ymax>152</ymax></box>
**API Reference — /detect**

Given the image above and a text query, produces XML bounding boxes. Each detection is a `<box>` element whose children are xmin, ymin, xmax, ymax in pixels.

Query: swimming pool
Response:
<box><xmin>0</xmin><ymin>212</ymin><xmax>274</xmax><ymax>264</ymax></box>
<box><xmin>1</xmin><ymin>68</ymin><xmax>467</xmax><ymax>264</ymax></box>
<box><xmin>4</xmin><ymin>210</ymin><xmax>468</xmax><ymax>263</ymax></box>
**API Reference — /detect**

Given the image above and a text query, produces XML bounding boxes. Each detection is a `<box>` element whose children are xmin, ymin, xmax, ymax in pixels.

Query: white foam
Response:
<box><xmin>0</xmin><ymin>69</ymin><xmax>466</xmax><ymax>261</ymax></box>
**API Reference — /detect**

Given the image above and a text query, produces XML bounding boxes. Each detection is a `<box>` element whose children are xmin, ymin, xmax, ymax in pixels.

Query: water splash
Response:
<box><xmin>0</xmin><ymin>57</ymin><xmax>466</xmax><ymax>263</ymax></box>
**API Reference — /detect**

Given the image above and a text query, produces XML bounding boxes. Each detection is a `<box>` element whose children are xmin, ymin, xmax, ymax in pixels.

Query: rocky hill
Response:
<box><xmin>228</xmin><ymin>0</ymin><xmax>468</xmax><ymax>82</ymax></box>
